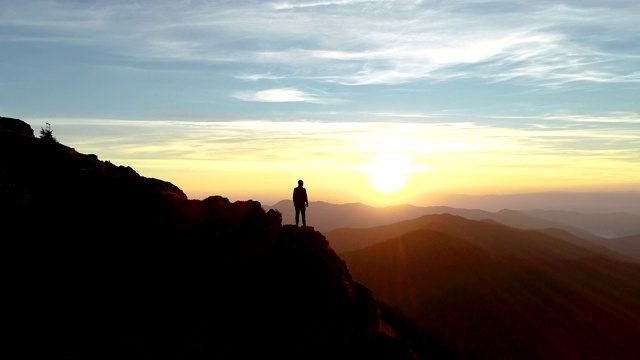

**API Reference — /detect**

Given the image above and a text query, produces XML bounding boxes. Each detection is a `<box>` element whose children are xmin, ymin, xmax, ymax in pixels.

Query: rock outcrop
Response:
<box><xmin>1</xmin><ymin>117</ymin><xmax>421</xmax><ymax>359</ymax></box>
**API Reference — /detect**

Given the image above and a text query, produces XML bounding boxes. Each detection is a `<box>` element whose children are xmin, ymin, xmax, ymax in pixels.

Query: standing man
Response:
<box><xmin>293</xmin><ymin>179</ymin><xmax>309</xmax><ymax>227</ymax></box>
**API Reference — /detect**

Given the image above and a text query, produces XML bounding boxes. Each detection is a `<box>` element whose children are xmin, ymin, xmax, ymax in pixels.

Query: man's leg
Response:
<box><xmin>295</xmin><ymin>207</ymin><xmax>300</xmax><ymax>226</ymax></box>
<box><xmin>301</xmin><ymin>208</ymin><xmax>306</xmax><ymax>227</ymax></box>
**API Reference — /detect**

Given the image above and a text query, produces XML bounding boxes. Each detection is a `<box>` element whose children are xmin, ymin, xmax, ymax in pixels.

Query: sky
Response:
<box><xmin>1</xmin><ymin>0</ymin><xmax>639</xmax><ymax>207</ymax></box>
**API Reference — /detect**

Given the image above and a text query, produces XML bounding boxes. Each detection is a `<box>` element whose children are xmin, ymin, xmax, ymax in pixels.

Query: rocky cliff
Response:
<box><xmin>1</xmin><ymin>117</ymin><xmax>421</xmax><ymax>359</ymax></box>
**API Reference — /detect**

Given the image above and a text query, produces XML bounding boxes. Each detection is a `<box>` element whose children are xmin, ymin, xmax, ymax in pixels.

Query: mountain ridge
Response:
<box><xmin>1</xmin><ymin>116</ymin><xmax>424</xmax><ymax>359</ymax></box>
<box><xmin>340</xmin><ymin>215</ymin><xmax>640</xmax><ymax>359</ymax></box>
<box><xmin>268</xmin><ymin>200</ymin><xmax>640</xmax><ymax>260</ymax></box>
<box><xmin>324</xmin><ymin>212</ymin><xmax>638</xmax><ymax>263</ymax></box>
<box><xmin>267</xmin><ymin>199</ymin><xmax>640</xmax><ymax>239</ymax></box>
<box><xmin>426</xmin><ymin>191</ymin><xmax>640</xmax><ymax>214</ymax></box>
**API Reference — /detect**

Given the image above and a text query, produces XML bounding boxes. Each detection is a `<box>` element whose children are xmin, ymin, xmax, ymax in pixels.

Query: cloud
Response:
<box><xmin>272</xmin><ymin>0</ymin><xmax>373</xmax><ymax>10</ymax></box>
<box><xmin>34</xmin><ymin>116</ymin><xmax>639</xmax><ymax>169</ymax></box>
<box><xmin>4</xmin><ymin>0</ymin><xmax>639</xmax><ymax>88</ymax></box>
<box><xmin>231</xmin><ymin>88</ymin><xmax>335</xmax><ymax>103</ymax></box>
<box><xmin>235</xmin><ymin>73</ymin><xmax>286</xmax><ymax>81</ymax></box>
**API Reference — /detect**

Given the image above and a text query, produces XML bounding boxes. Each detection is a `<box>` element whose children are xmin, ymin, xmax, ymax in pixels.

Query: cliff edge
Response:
<box><xmin>1</xmin><ymin>117</ymin><xmax>422</xmax><ymax>359</ymax></box>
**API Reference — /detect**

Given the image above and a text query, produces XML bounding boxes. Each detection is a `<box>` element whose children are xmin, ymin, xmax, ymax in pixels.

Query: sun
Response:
<box><xmin>363</xmin><ymin>155</ymin><xmax>411</xmax><ymax>193</ymax></box>
<box><xmin>369</xmin><ymin>170</ymin><xmax>406</xmax><ymax>193</ymax></box>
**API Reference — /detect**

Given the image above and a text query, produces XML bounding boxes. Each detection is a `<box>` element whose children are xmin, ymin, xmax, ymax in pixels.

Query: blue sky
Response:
<box><xmin>1</xmin><ymin>0</ymin><xmax>639</xmax><ymax>206</ymax></box>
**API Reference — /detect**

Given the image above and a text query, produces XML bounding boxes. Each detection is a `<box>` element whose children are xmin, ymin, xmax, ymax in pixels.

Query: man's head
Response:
<box><xmin>298</xmin><ymin>180</ymin><xmax>303</xmax><ymax>186</ymax></box>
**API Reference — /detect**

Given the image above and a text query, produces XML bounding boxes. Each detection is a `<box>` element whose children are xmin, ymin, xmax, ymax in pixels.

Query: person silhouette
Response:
<box><xmin>293</xmin><ymin>179</ymin><xmax>309</xmax><ymax>226</ymax></box>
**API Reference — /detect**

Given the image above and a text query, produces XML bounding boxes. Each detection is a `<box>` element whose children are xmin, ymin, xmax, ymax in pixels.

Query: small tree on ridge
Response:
<box><xmin>39</xmin><ymin>123</ymin><xmax>58</xmax><ymax>143</ymax></box>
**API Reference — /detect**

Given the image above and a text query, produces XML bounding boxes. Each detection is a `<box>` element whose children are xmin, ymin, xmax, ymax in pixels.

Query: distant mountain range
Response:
<box><xmin>267</xmin><ymin>200</ymin><xmax>640</xmax><ymax>260</ymax></box>
<box><xmin>266</xmin><ymin>200</ymin><xmax>640</xmax><ymax>237</ymax></box>
<box><xmin>425</xmin><ymin>191</ymin><xmax>640</xmax><ymax>215</ymax></box>
<box><xmin>339</xmin><ymin>214</ymin><xmax>640</xmax><ymax>359</ymax></box>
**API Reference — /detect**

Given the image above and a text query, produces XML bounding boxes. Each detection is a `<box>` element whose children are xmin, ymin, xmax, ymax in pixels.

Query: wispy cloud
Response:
<box><xmin>3</xmin><ymin>1</ymin><xmax>638</xmax><ymax>87</ymax></box>
<box><xmin>231</xmin><ymin>88</ymin><xmax>338</xmax><ymax>104</ymax></box>
<box><xmin>235</xmin><ymin>73</ymin><xmax>287</xmax><ymax>81</ymax></box>
<box><xmin>272</xmin><ymin>0</ymin><xmax>374</xmax><ymax>11</ymax></box>
<box><xmin>34</xmin><ymin>115</ymin><xmax>639</xmax><ymax>165</ymax></box>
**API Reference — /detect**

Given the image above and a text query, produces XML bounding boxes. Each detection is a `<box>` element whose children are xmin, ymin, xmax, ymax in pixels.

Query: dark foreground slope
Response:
<box><xmin>340</xmin><ymin>215</ymin><xmax>640</xmax><ymax>360</ymax></box>
<box><xmin>1</xmin><ymin>117</ymin><xmax>422</xmax><ymax>360</ymax></box>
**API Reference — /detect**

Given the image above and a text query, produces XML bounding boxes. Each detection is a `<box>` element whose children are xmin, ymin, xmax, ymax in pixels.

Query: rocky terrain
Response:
<box><xmin>1</xmin><ymin>116</ymin><xmax>422</xmax><ymax>360</ymax></box>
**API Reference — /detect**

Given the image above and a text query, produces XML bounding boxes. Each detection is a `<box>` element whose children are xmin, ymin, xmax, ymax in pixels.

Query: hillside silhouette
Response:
<box><xmin>1</xmin><ymin>117</ymin><xmax>425</xmax><ymax>359</ymax></box>
<box><xmin>324</xmin><ymin>213</ymin><xmax>638</xmax><ymax>263</ymax></box>
<box><xmin>339</xmin><ymin>215</ymin><xmax>640</xmax><ymax>359</ymax></box>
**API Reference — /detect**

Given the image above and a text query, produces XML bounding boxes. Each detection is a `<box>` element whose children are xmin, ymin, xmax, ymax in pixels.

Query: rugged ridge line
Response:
<box><xmin>1</xmin><ymin>116</ymin><xmax>422</xmax><ymax>360</ymax></box>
